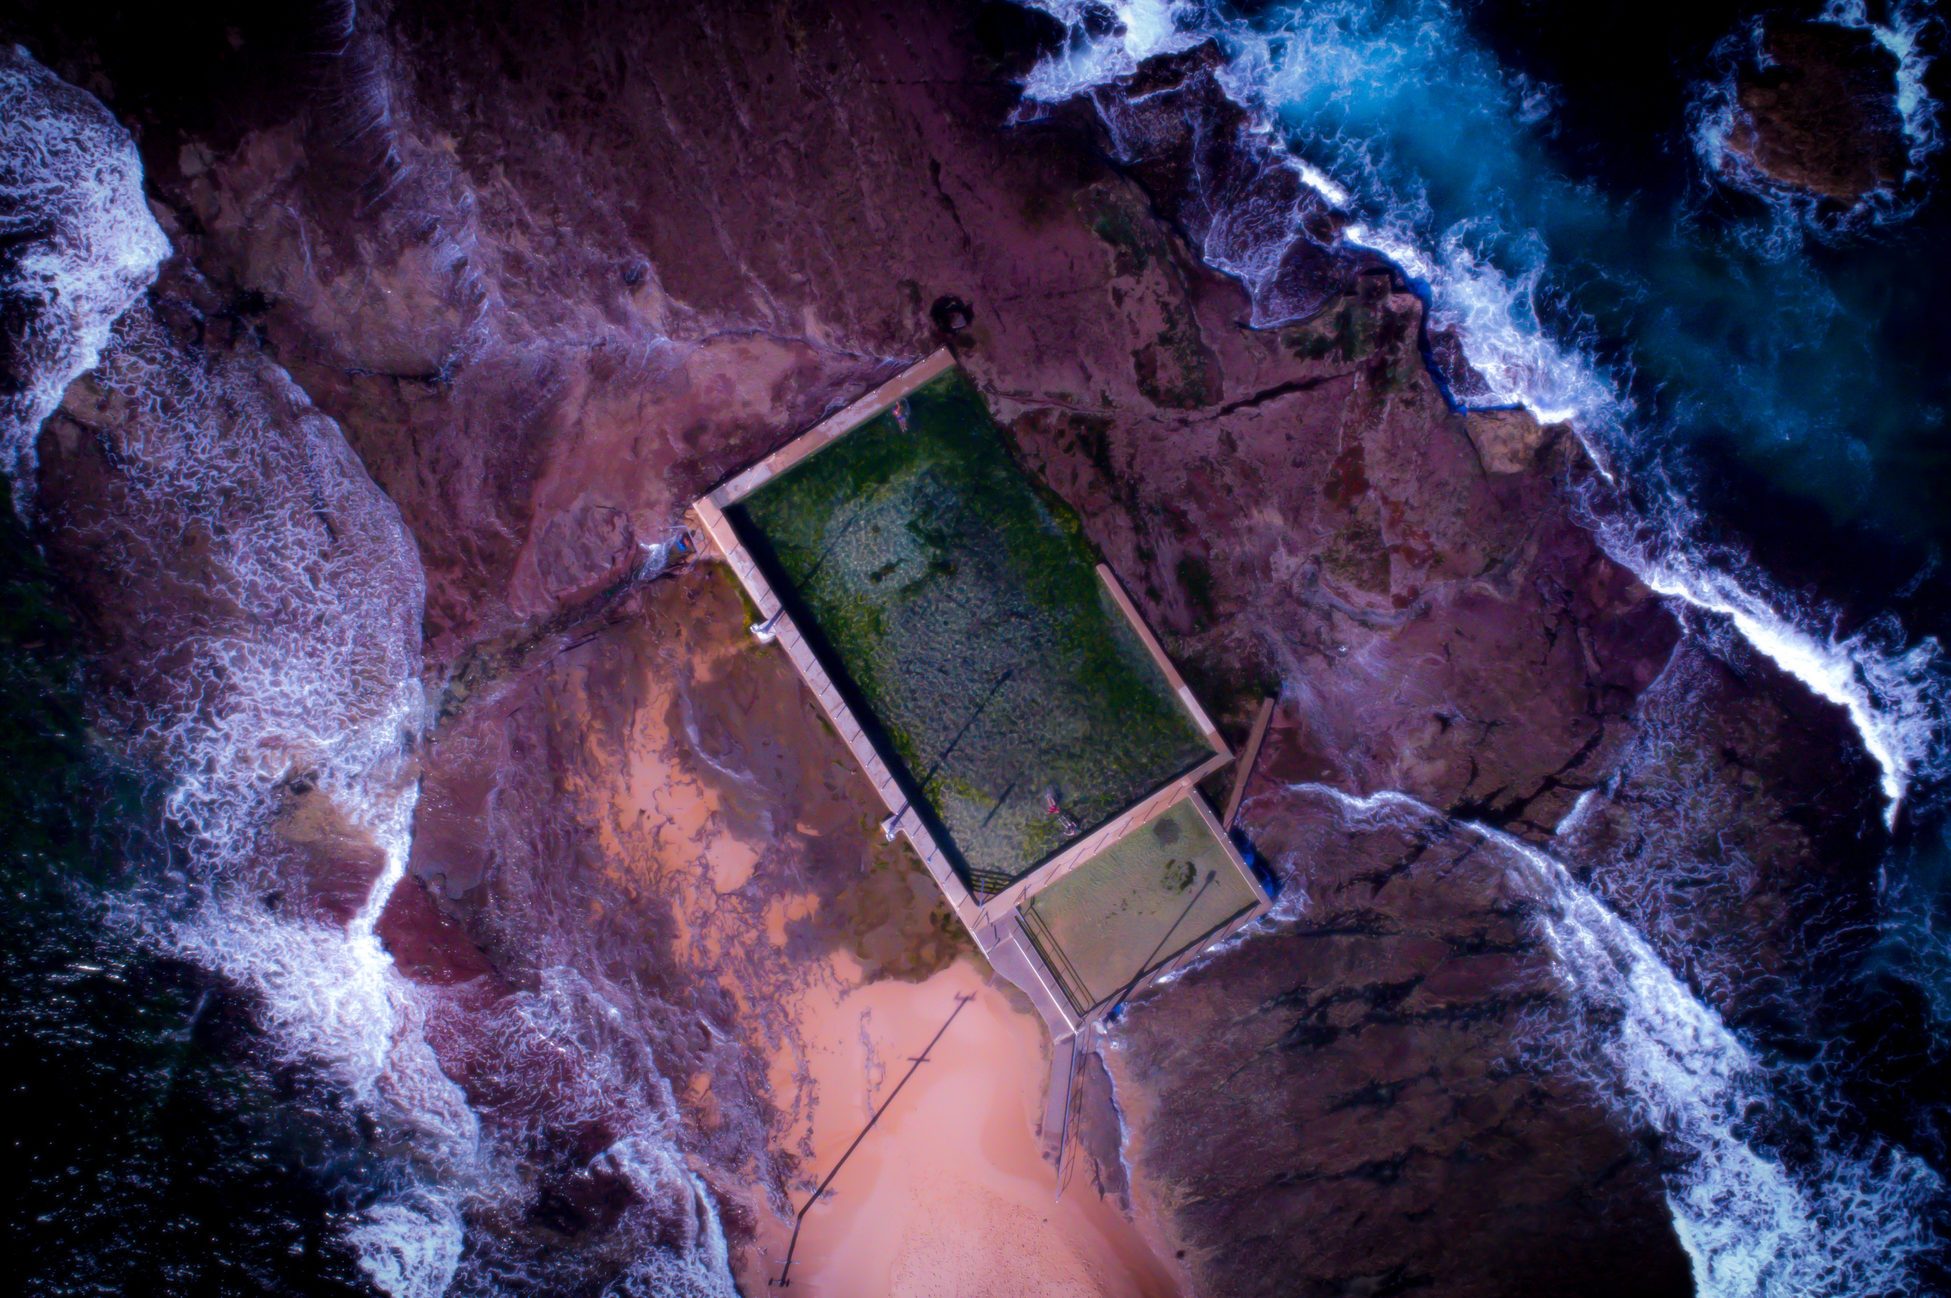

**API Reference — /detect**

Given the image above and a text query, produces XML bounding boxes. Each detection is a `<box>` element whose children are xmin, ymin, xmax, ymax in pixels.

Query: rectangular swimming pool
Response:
<box><xmin>1020</xmin><ymin>796</ymin><xmax>1260</xmax><ymax>1016</ymax></box>
<box><xmin>724</xmin><ymin>367</ymin><xmax>1214</xmax><ymax>894</ymax></box>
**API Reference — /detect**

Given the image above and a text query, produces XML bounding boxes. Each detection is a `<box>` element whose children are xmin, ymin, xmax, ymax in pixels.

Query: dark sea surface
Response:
<box><xmin>0</xmin><ymin>482</ymin><xmax>373</xmax><ymax>1295</ymax></box>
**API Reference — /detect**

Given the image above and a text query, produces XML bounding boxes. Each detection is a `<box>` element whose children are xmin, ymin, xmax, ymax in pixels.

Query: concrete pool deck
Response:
<box><xmin>690</xmin><ymin>350</ymin><xmax>1270</xmax><ymax>1040</ymax></box>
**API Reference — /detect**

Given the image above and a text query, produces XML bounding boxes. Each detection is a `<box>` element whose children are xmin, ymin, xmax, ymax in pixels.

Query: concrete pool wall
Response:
<box><xmin>690</xmin><ymin>349</ymin><xmax>1270</xmax><ymax>1039</ymax></box>
<box><xmin>1022</xmin><ymin>793</ymin><xmax>1263</xmax><ymax>1019</ymax></box>
<box><xmin>727</xmin><ymin>365</ymin><xmax>1220</xmax><ymax>888</ymax></box>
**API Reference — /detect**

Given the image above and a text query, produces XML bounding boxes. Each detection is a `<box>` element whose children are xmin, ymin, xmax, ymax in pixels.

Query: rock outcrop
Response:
<box><xmin>1098</xmin><ymin>784</ymin><xmax>1696</xmax><ymax>1298</ymax></box>
<box><xmin>6</xmin><ymin>1</ymin><xmax>1893</xmax><ymax>1294</ymax></box>
<box><xmin>1723</xmin><ymin>19</ymin><xmax>1908</xmax><ymax>203</ymax></box>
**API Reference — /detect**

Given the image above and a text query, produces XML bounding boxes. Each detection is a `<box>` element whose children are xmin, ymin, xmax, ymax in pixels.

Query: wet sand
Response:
<box><xmin>740</xmin><ymin>957</ymin><xmax>1179</xmax><ymax>1298</ymax></box>
<box><xmin>542</xmin><ymin>569</ymin><xmax>1170</xmax><ymax>1294</ymax></box>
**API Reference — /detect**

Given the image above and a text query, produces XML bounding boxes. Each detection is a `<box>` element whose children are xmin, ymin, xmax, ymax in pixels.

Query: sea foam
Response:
<box><xmin>1690</xmin><ymin>0</ymin><xmax>1941</xmax><ymax>232</ymax></box>
<box><xmin>1285</xmin><ymin>783</ymin><xmax>1943</xmax><ymax>1298</ymax></box>
<box><xmin>1012</xmin><ymin>0</ymin><xmax>1949</xmax><ymax>821</ymax></box>
<box><xmin>0</xmin><ymin>46</ymin><xmax>170</xmax><ymax>484</ymax></box>
<box><xmin>2</xmin><ymin>49</ymin><xmax>732</xmax><ymax>1297</ymax></box>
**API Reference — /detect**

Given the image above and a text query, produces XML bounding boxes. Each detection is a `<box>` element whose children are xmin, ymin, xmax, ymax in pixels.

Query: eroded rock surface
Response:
<box><xmin>1097</xmin><ymin>784</ymin><xmax>1695</xmax><ymax>1298</ymax></box>
<box><xmin>1724</xmin><ymin>19</ymin><xmax>1908</xmax><ymax>202</ymax></box>
<box><xmin>7</xmin><ymin>1</ymin><xmax>1887</xmax><ymax>1293</ymax></box>
<box><xmin>1008</xmin><ymin>270</ymin><xmax>1676</xmax><ymax>834</ymax></box>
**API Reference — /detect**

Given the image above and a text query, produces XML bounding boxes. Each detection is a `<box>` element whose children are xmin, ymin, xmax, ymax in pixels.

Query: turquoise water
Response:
<box><xmin>1236</xmin><ymin>0</ymin><xmax>1946</xmax><ymax>539</ymax></box>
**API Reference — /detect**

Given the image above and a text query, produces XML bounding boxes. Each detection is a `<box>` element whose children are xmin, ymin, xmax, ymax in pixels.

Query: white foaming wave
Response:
<box><xmin>0</xmin><ymin>46</ymin><xmax>170</xmax><ymax>484</ymax></box>
<box><xmin>67</xmin><ymin>349</ymin><xmax>425</xmax><ymax>837</ymax></box>
<box><xmin>1826</xmin><ymin>0</ymin><xmax>1943</xmax><ymax>171</ymax></box>
<box><xmin>0</xmin><ymin>53</ymin><xmax>486</xmax><ymax>1294</ymax></box>
<box><xmin>2</xmin><ymin>21</ymin><xmax>449</xmax><ymax>1112</ymax></box>
<box><xmin>603</xmin><ymin>1239</ymin><xmax>738</xmax><ymax>1298</ymax></box>
<box><xmin>1596</xmin><ymin>513</ymin><xmax>1949</xmax><ymax>826</ymax></box>
<box><xmin>1688</xmin><ymin>18</ymin><xmax>1784</xmax><ymax>230</ymax></box>
<box><xmin>1289</xmin><ymin>783</ymin><xmax>1942</xmax><ymax>1297</ymax></box>
<box><xmin>1339</xmin><ymin>216</ymin><xmax>1624</xmax><ymax>435</ymax></box>
<box><xmin>1010</xmin><ymin>1</ymin><xmax>1948</xmax><ymax>818</ymax></box>
<box><xmin>1017</xmin><ymin>0</ymin><xmax>1202</xmax><ymax>103</ymax></box>
<box><xmin>103</xmin><ymin>338</ymin><xmax>731</xmax><ymax>1296</ymax></box>
<box><xmin>91</xmin><ymin>422</ymin><xmax>475</xmax><ymax>1297</ymax></box>
<box><xmin>1692</xmin><ymin>3</ymin><xmax>1940</xmax><ymax>230</ymax></box>
<box><xmin>350</xmin><ymin>1188</ymin><xmax>468</xmax><ymax>1298</ymax></box>
<box><xmin>1500</xmin><ymin>827</ymin><xmax>1942</xmax><ymax>1298</ymax></box>
<box><xmin>86</xmin><ymin>320</ymin><xmax>486</xmax><ymax>1294</ymax></box>
<box><xmin>1291</xmin><ymin>158</ymin><xmax>1349</xmax><ymax>208</ymax></box>
<box><xmin>1552</xmin><ymin>786</ymin><xmax>1604</xmax><ymax>837</ymax></box>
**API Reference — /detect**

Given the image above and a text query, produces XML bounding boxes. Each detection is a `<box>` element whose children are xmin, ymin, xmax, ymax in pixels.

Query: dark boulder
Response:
<box><xmin>1725</xmin><ymin>20</ymin><xmax>1907</xmax><ymax>203</ymax></box>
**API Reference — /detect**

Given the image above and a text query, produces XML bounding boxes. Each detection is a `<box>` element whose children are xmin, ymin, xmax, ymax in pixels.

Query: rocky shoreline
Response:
<box><xmin>3</xmin><ymin>1</ymin><xmax>1899</xmax><ymax>1294</ymax></box>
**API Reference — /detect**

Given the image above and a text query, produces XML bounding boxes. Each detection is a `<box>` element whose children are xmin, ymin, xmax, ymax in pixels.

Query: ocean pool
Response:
<box><xmin>726</xmin><ymin>368</ymin><xmax>1211</xmax><ymax>892</ymax></box>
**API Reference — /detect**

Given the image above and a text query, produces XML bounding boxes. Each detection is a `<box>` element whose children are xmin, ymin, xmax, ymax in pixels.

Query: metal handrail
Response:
<box><xmin>771</xmin><ymin>992</ymin><xmax>978</xmax><ymax>1288</ymax></box>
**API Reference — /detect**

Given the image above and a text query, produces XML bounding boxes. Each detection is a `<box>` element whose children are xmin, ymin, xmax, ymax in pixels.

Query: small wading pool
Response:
<box><xmin>725</xmin><ymin>369</ymin><xmax>1212</xmax><ymax>892</ymax></box>
<box><xmin>1020</xmin><ymin>797</ymin><xmax>1259</xmax><ymax>1016</ymax></box>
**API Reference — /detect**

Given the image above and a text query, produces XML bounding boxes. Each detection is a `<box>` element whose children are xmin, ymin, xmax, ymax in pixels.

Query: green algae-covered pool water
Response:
<box><xmin>726</xmin><ymin>368</ymin><xmax>1210</xmax><ymax>892</ymax></box>
<box><xmin>1021</xmin><ymin>797</ymin><xmax>1258</xmax><ymax>1016</ymax></box>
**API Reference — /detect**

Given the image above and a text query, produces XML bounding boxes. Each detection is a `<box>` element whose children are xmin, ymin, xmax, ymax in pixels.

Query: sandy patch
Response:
<box><xmin>741</xmin><ymin>958</ymin><xmax>1178</xmax><ymax>1298</ymax></box>
<box><xmin>541</xmin><ymin>570</ymin><xmax>1148</xmax><ymax>1291</ymax></box>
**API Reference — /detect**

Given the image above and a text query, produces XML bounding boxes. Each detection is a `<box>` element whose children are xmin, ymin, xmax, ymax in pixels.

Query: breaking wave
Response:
<box><xmin>1833</xmin><ymin>0</ymin><xmax>1948</xmax><ymax>166</ymax></box>
<box><xmin>1604</xmin><ymin>531</ymin><xmax>1946</xmax><ymax>823</ymax></box>
<box><xmin>1288</xmin><ymin>783</ymin><xmax>1943</xmax><ymax>1298</ymax></box>
<box><xmin>0</xmin><ymin>46</ymin><xmax>170</xmax><ymax>483</ymax></box>
<box><xmin>1021</xmin><ymin>0</ymin><xmax>1203</xmax><ymax>99</ymax></box>
<box><xmin>1</xmin><ymin>48</ymin><xmax>732</xmax><ymax>1298</ymax></box>
<box><xmin>63</xmin><ymin>271</ymin><xmax>474</xmax><ymax>1298</ymax></box>
<box><xmin>1012</xmin><ymin>0</ymin><xmax>1949</xmax><ymax>823</ymax></box>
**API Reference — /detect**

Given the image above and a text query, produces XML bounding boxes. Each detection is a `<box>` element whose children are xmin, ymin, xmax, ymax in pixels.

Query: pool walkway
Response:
<box><xmin>689</xmin><ymin>349</ymin><xmax>1271</xmax><ymax>1044</ymax></box>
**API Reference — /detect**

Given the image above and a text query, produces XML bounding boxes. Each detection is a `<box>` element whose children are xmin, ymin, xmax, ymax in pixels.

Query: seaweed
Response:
<box><xmin>727</xmin><ymin>369</ymin><xmax>1210</xmax><ymax>884</ymax></box>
